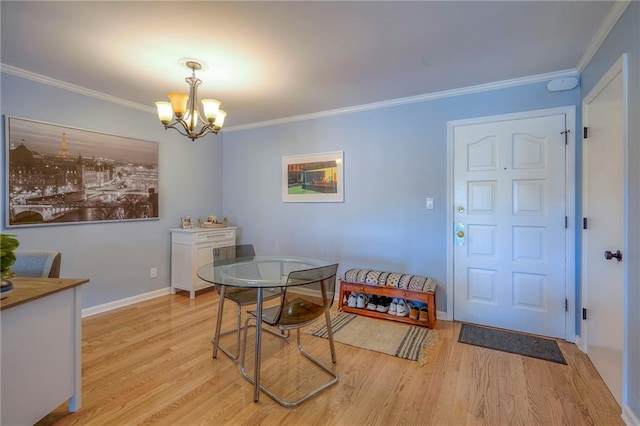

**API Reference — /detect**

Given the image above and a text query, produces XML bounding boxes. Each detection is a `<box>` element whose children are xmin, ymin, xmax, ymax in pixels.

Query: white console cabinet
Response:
<box><xmin>170</xmin><ymin>227</ymin><xmax>237</xmax><ymax>299</ymax></box>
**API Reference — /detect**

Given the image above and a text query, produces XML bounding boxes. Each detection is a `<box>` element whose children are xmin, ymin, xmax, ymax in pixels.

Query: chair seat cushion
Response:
<box><xmin>343</xmin><ymin>269</ymin><xmax>436</xmax><ymax>293</ymax></box>
<box><xmin>252</xmin><ymin>297</ymin><xmax>324</xmax><ymax>327</ymax></box>
<box><xmin>223</xmin><ymin>287</ymin><xmax>281</xmax><ymax>305</ymax></box>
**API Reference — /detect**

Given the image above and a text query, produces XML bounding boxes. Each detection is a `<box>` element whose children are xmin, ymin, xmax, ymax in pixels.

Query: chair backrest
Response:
<box><xmin>272</xmin><ymin>264</ymin><xmax>339</xmax><ymax>327</ymax></box>
<box><xmin>12</xmin><ymin>250</ymin><xmax>62</xmax><ymax>278</ymax></box>
<box><xmin>213</xmin><ymin>244</ymin><xmax>255</xmax><ymax>266</ymax></box>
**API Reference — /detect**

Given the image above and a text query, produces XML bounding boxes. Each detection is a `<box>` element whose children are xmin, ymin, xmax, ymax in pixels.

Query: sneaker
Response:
<box><xmin>356</xmin><ymin>293</ymin><xmax>368</xmax><ymax>309</ymax></box>
<box><xmin>366</xmin><ymin>295</ymin><xmax>379</xmax><ymax>311</ymax></box>
<box><xmin>409</xmin><ymin>303</ymin><xmax>419</xmax><ymax>320</ymax></box>
<box><xmin>347</xmin><ymin>292</ymin><xmax>357</xmax><ymax>308</ymax></box>
<box><xmin>376</xmin><ymin>296</ymin><xmax>390</xmax><ymax>313</ymax></box>
<box><xmin>389</xmin><ymin>298</ymin><xmax>399</xmax><ymax>315</ymax></box>
<box><xmin>419</xmin><ymin>306</ymin><xmax>429</xmax><ymax>322</ymax></box>
<box><xmin>396</xmin><ymin>299</ymin><xmax>410</xmax><ymax>317</ymax></box>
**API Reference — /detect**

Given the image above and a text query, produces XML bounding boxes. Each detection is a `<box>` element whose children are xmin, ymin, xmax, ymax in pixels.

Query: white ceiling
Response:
<box><xmin>0</xmin><ymin>1</ymin><xmax>615</xmax><ymax>129</ymax></box>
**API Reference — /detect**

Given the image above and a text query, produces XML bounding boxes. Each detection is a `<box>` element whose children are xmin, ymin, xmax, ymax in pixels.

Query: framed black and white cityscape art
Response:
<box><xmin>282</xmin><ymin>151</ymin><xmax>344</xmax><ymax>203</ymax></box>
<box><xmin>5</xmin><ymin>116</ymin><xmax>159</xmax><ymax>227</ymax></box>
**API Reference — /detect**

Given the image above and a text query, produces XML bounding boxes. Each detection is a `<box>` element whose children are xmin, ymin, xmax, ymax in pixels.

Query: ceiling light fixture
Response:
<box><xmin>155</xmin><ymin>60</ymin><xmax>227</xmax><ymax>141</ymax></box>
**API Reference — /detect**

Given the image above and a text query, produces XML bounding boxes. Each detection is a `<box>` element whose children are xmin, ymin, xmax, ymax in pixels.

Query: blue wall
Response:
<box><xmin>1</xmin><ymin>3</ymin><xmax>636</xmax><ymax>419</ymax></box>
<box><xmin>580</xmin><ymin>2</ymin><xmax>640</xmax><ymax>419</ymax></box>
<box><xmin>221</xmin><ymin>81</ymin><xmax>579</xmax><ymax>313</ymax></box>
<box><xmin>1</xmin><ymin>73</ymin><xmax>224</xmax><ymax>308</ymax></box>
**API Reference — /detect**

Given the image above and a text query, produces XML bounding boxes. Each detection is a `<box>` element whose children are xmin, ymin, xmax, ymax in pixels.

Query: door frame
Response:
<box><xmin>446</xmin><ymin>106</ymin><xmax>577</xmax><ymax>342</ymax></box>
<box><xmin>581</xmin><ymin>54</ymin><xmax>628</xmax><ymax>403</ymax></box>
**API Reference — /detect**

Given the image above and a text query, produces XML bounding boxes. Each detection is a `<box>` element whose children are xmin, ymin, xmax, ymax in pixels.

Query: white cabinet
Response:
<box><xmin>170</xmin><ymin>227</ymin><xmax>236</xmax><ymax>299</ymax></box>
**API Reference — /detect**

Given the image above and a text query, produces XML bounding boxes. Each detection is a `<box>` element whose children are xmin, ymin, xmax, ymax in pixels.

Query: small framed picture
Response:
<box><xmin>282</xmin><ymin>151</ymin><xmax>344</xmax><ymax>203</ymax></box>
<box><xmin>180</xmin><ymin>216</ymin><xmax>193</xmax><ymax>229</ymax></box>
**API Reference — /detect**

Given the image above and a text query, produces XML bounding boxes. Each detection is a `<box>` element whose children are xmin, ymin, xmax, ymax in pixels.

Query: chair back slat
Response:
<box><xmin>272</xmin><ymin>264</ymin><xmax>339</xmax><ymax>326</ymax></box>
<box><xmin>214</xmin><ymin>244</ymin><xmax>255</xmax><ymax>266</ymax></box>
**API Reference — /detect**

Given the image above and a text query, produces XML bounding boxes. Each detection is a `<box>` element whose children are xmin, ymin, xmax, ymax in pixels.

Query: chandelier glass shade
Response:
<box><xmin>155</xmin><ymin>61</ymin><xmax>227</xmax><ymax>141</ymax></box>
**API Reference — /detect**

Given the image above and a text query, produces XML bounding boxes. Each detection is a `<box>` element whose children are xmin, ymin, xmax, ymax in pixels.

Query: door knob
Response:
<box><xmin>454</xmin><ymin>223</ymin><xmax>465</xmax><ymax>246</ymax></box>
<box><xmin>604</xmin><ymin>250</ymin><xmax>622</xmax><ymax>262</ymax></box>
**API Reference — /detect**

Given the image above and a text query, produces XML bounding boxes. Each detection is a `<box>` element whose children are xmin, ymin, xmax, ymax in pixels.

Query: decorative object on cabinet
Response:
<box><xmin>198</xmin><ymin>217</ymin><xmax>228</xmax><ymax>228</ymax></box>
<box><xmin>5</xmin><ymin>116</ymin><xmax>159</xmax><ymax>228</ymax></box>
<box><xmin>282</xmin><ymin>151</ymin><xmax>344</xmax><ymax>203</ymax></box>
<box><xmin>170</xmin><ymin>227</ymin><xmax>236</xmax><ymax>299</ymax></box>
<box><xmin>338</xmin><ymin>269</ymin><xmax>437</xmax><ymax>329</ymax></box>
<box><xmin>155</xmin><ymin>59</ymin><xmax>227</xmax><ymax>141</ymax></box>
<box><xmin>180</xmin><ymin>216</ymin><xmax>193</xmax><ymax>229</ymax></box>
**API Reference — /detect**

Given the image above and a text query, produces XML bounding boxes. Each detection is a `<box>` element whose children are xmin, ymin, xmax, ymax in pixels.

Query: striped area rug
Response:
<box><xmin>307</xmin><ymin>312</ymin><xmax>436</xmax><ymax>366</ymax></box>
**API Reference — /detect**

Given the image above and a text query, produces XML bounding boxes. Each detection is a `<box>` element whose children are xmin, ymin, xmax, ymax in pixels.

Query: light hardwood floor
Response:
<box><xmin>38</xmin><ymin>288</ymin><xmax>622</xmax><ymax>425</ymax></box>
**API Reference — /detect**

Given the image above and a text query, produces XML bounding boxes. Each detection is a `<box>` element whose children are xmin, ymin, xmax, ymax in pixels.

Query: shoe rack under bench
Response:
<box><xmin>338</xmin><ymin>280</ymin><xmax>436</xmax><ymax>329</ymax></box>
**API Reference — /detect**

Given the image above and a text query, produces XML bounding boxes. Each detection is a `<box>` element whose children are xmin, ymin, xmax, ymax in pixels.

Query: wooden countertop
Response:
<box><xmin>0</xmin><ymin>277</ymin><xmax>89</xmax><ymax>311</ymax></box>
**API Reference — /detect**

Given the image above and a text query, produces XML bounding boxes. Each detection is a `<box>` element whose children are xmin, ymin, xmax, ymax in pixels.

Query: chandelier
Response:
<box><xmin>155</xmin><ymin>60</ymin><xmax>227</xmax><ymax>141</ymax></box>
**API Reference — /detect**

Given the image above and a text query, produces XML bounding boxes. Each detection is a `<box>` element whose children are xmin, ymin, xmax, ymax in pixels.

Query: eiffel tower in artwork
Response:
<box><xmin>56</xmin><ymin>131</ymin><xmax>70</xmax><ymax>158</ymax></box>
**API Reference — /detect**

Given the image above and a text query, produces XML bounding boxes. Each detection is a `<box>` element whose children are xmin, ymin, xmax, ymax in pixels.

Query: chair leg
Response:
<box><xmin>324</xmin><ymin>309</ymin><xmax>337</xmax><ymax>364</ymax></box>
<box><xmin>239</xmin><ymin>316</ymin><xmax>254</xmax><ymax>378</ymax></box>
<box><xmin>215</xmin><ymin>303</ymin><xmax>287</xmax><ymax>362</ymax></box>
<box><xmin>240</xmin><ymin>316</ymin><xmax>339</xmax><ymax>407</ymax></box>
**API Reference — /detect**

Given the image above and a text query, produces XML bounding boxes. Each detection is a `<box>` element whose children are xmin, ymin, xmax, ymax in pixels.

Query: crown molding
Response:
<box><xmin>576</xmin><ymin>0</ymin><xmax>631</xmax><ymax>73</ymax></box>
<box><xmin>1</xmin><ymin>63</ymin><xmax>579</xmax><ymax>133</ymax></box>
<box><xmin>225</xmin><ymin>68</ymin><xmax>579</xmax><ymax>132</ymax></box>
<box><xmin>0</xmin><ymin>63</ymin><xmax>155</xmax><ymax>114</ymax></box>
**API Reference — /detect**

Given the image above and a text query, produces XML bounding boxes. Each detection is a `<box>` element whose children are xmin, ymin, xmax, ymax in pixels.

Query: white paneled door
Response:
<box><xmin>453</xmin><ymin>114</ymin><xmax>568</xmax><ymax>338</ymax></box>
<box><xmin>582</xmin><ymin>56</ymin><xmax>625</xmax><ymax>405</ymax></box>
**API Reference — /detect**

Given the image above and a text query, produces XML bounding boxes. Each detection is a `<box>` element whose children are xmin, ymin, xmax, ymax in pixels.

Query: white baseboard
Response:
<box><xmin>575</xmin><ymin>334</ymin><xmax>586</xmax><ymax>352</ymax></box>
<box><xmin>81</xmin><ymin>287</ymin><xmax>171</xmax><ymax>318</ymax></box>
<box><xmin>437</xmin><ymin>310</ymin><xmax>447</xmax><ymax>321</ymax></box>
<box><xmin>623</xmin><ymin>404</ymin><xmax>640</xmax><ymax>426</ymax></box>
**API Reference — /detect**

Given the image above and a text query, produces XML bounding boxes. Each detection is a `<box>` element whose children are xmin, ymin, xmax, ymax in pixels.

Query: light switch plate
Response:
<box><xmin>426</xmin><ymin>197</ymin><xmax>434</xmax><ymax>210</ymax></box>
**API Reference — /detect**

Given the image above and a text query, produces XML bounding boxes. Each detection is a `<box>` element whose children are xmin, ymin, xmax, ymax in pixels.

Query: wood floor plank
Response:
<box><xmin>36</xmin><ymin>290</ymin><xmax>623</xmax><ymax>426</ymax></box>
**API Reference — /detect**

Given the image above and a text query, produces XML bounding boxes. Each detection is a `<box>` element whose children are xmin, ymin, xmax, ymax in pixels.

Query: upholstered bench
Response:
<box><xmin>338</xmin><ymin>269</ymin><xmax>437</xmax><ymax>329</ymax></box>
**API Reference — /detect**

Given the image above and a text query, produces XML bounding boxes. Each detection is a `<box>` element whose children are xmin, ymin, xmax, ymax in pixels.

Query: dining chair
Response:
<box><xmin>240</xmin><ymin>263</ymin><xmax>340</xmax><ymax>407</ymax></box>
<box><xmin>12</xmin><ymin>250</ymin><xmax>62</xmax><ymax>278</ymax></box>
<box><xmin>212</xmin><ymin>244</ymin><xmax>283</xmax><ymax>361</ymax></box>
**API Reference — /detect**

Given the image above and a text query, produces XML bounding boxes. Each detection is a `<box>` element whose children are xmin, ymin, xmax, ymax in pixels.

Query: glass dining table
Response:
<box><xmin>197</xmin><ymin>255</ymin><xmax>330</xmax><ymax>402</ymax></box>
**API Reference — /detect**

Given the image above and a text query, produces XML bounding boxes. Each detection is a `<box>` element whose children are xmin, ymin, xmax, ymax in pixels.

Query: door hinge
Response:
<box><xmin>565</xmin><ymin>299</ymin><xmax>568</xmax><ymax>312</ymax></box>
<box><xmin>561</xmin><ymin>129</ymin><xmax>570</xmax><ymax>145</ymax></box>
<box><xmin>582</xmin><ymin>308</ymin><xmax>588</xmax><ymax>320</ymax></box>
<box><xmin>565</xmin><ymin>216</ymin><xmax>568</xmax><ymax>228</ymax></box>
<box><xmin>583</xmin><ymin>127</ymin><xmax>589</xmax><ymax>139</ymax></box>
<box><xmin>583</xmin><ymin>217</ymin><xmax>588</xmax><ymax>230</ymax></box>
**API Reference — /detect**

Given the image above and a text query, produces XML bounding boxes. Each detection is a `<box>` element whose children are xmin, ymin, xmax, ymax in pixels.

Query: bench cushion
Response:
<box><xmin>343</xmin><ymin>269</ymin><xmax>436</xmax><ymax>293</ymax></box>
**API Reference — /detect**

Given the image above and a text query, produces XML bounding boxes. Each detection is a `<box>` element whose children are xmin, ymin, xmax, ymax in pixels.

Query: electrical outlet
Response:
<box><xmin>150</xmin><ymin>267</ymin><xmax>157</xmax><ymax>278</ymax></box>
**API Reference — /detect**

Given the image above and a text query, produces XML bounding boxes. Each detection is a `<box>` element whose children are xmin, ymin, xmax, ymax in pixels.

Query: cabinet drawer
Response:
<box><xmin>196</xmin><ymin>230</ymin><xmax>235</xmax><ymax>244</ymax></box>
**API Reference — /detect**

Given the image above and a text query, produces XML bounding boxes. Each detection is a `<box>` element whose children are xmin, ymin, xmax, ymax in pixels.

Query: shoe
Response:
<box><xmin>419</xmin><ymin>306</ymin><xmax>429</xmax><ymax>322</ymax></box>
<box><xmin>409</xmin><ymin>303</ymin><xmax>419</xmax><ymax>320</ymax></box>
<box><xmin>356</xmin><ymin>293</ymin><xmax>368</xmax><ymax>309</ymax></box>
<box><xmin>396</xmin><ymin>299</ymin><xmax>409</xmax><ymax>317</ymax></box>
<box><xmin>376</xmin><ymin>296</ymin><xmax>390</xmax><ymax>313</ymax></box>
<box><xmin>347</xmin><ymin>292</ymin><xmax>357</xmax><ymax>308</ymax></box>
<box><xmin>389</xmin><ymin>298</ymin><xmax>399</xmax><ymax>315</ymax></box>
<box><xmin>366</xmin><ymin>295</ymin><xmax>379</xmax><ymax>310</ymax></box>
